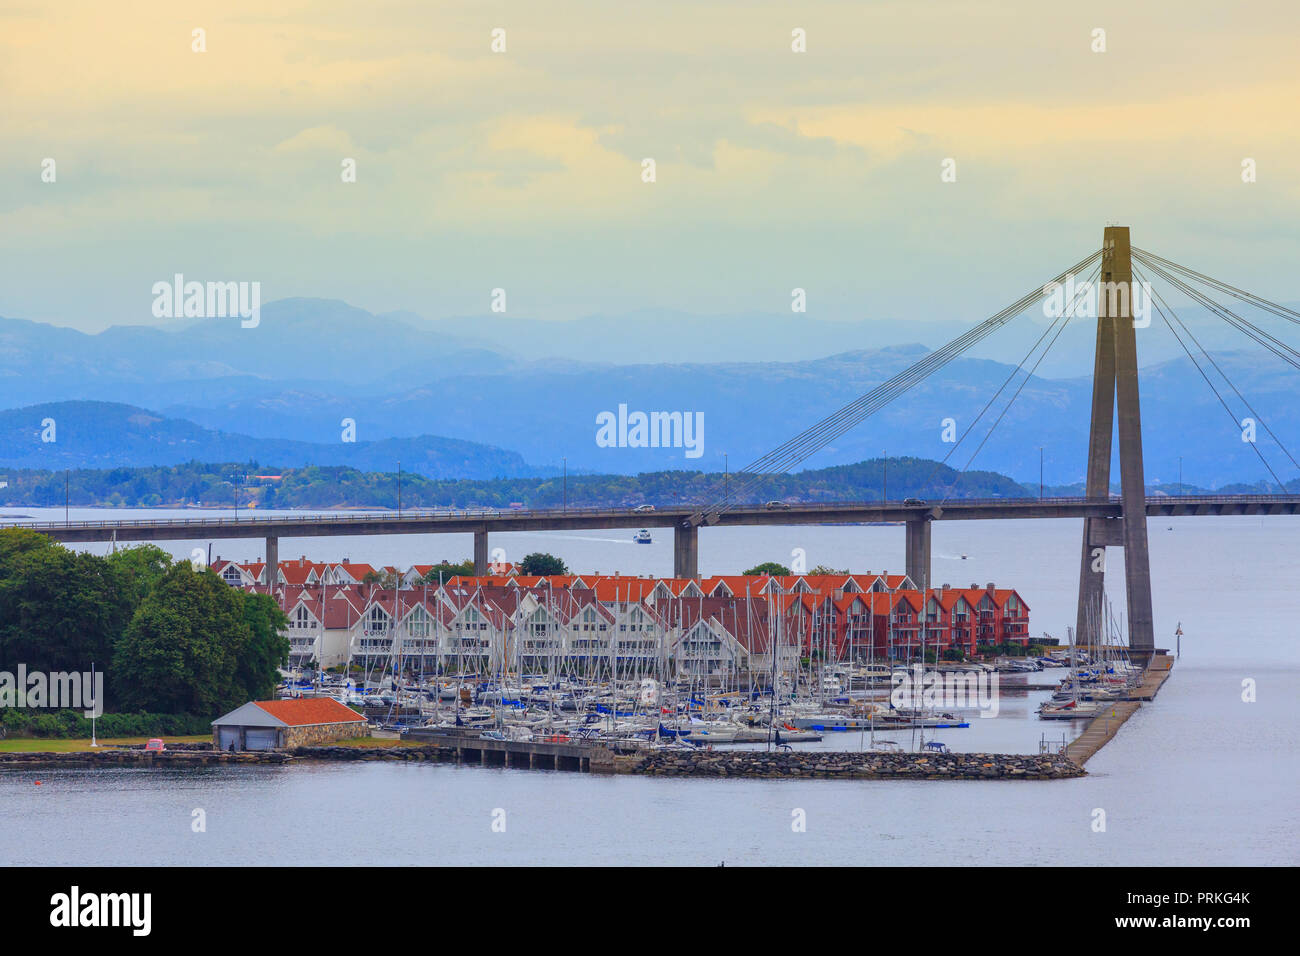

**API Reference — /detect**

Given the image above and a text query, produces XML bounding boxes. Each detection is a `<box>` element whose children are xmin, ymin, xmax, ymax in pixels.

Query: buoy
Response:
<box><xmin>34</xmin><ymin>781</ymin><xmax>41</xmax><ymax>786</ymax></box>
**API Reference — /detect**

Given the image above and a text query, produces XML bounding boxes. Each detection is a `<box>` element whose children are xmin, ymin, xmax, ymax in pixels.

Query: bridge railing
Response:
<box><xmin>2</xmin><ymin>492</ymin><xmax>1295</xmax><ymax>532</ymax></box>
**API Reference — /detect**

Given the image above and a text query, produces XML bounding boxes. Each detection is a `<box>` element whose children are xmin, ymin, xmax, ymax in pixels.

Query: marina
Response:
<box><xmin>1</xmin><ymin>516</ymin><xmax>1294</xmax><ymax>868</ymax></box>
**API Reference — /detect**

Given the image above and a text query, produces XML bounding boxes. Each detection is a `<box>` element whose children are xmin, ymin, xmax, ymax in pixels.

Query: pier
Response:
<box><xmin>396</xmin><ymin>729</ymin><xmax>602</xmax><ymax>770</ymax></box>
<box><xmin>1064</xmin><ymin>655</ymin><xmax>1174</xmax><ymax>766</ymax></box>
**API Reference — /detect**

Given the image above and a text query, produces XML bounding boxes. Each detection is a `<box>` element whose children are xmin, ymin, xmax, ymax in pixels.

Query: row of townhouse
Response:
<box><xmin>440</xmin><ymin>572</ymin><xmax>1030</xmax><ymax>659</ymax></box>
<box><xmin>212</xmin><ymin>555</ymin><xmax>401</xmax><ymax>589</ymax></box>
<box><xmin>236</xmin><ymin>564</ymin><xmax>1030</xmax><ymax>676</ymax></box>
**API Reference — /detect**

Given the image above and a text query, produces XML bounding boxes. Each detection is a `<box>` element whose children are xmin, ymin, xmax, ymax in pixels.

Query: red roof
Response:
<box><xmin>254</xmin><ymin>698</ymin><xmax>366</xmax><ymax>726</ymax></box>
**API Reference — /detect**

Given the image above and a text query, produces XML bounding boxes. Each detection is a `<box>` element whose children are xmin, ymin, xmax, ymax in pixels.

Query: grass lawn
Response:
<box><xmin>0</xmin><ymin>735</ymin><xmax>210</xmax><ymax>753</ymax></box>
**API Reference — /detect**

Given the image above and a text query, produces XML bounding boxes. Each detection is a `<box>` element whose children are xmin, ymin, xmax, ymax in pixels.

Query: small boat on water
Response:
<box><xmin>633</xmin><ymin>529</ymin><xmax>652</xmax><ymax>544</ymax></box>
<box><xmin>443</xmin><ymin>706</ymin><xmax>496</xmax><ymax>728</ymax></box>
<box><xmin>1038</xmin><ymin>699</ymin><xmax>1104</xmax><ymax>720</ymax></box>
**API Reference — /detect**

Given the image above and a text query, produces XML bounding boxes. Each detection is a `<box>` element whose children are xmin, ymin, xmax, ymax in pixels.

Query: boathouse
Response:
<box><xmin>211</xmin><ymin>698</ymin><xmax>367</xmax><ymax>751</ymax></box>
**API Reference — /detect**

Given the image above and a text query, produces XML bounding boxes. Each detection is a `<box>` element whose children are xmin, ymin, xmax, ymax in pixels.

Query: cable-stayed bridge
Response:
<box><xmin>9</xmin><ymin>227</ymin><xmax>1300</xmax><ymax>660</ymax></box>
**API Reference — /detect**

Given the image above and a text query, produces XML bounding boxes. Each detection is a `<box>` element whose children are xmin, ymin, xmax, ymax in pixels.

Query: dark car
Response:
<box><xmin>903</xmin><ymin>497</ymin><xmax>926</xmax><ymax>506</ymax></box>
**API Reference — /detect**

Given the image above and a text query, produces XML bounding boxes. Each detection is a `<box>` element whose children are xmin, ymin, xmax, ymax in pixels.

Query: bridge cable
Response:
<box><xmin>921</xmin><ymin>262</ymin><xmax>1102</xmax><ymax>500</ymax></box>
<box><xmin>1134</xmin><ymin>259</ymin><xmax>1300</xmax><ymax>475</ymax></box>
<box><xmin>698</xmin><ymin>249</ymin><xmax>1103</xmax><ymax>517</ymax></box>
<box><xmin>1132</xmin><ymin>247</ymin><xmax>1300</xmax><ymax>327</ymax></box>
<box><xmin>1133</xmin><ymin>262</ymin><xmax>1295</xmax><ymax>488</ymax></box>
<box><xmin>933</xmin><ymin>263</ymin><xmax>1101</xmax><ymax>507</ymax></box>
<box><xmin>1132</xmin><ymin>253</ymin><xmax>1300</xmax><ymax>372</ymax></box>
<box><xmin>701</xmin><ymin>248</ymin><xmax>1103</xmax><ymax>510</ymax></box>
<box><xmin>1135</xmin><ymin>258</ymin><xmax>1300</xmax><ymax>448</ymax></box>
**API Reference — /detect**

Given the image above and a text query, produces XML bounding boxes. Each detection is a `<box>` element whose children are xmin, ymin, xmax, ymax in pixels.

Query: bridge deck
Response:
<box><xmin>7</xmin><ymin>495</ymin><xmax>1299</xmax><ymax>543</ymax></box>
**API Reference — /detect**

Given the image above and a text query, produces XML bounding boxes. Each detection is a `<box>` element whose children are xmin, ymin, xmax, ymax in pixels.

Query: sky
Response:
<box><xmin>3</xmin><ymin>0</ymin><xmax>1300</xmax><ymax>333</ymax></box>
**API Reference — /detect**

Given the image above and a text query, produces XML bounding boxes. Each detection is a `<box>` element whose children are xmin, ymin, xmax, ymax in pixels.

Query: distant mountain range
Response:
<box><xmin>2</xmin><ymin>298</ymin><xmax>1297</xmax><ymax>488</ymax></box>
<box><xmin>0</xmin><ymin>401</ymin><xmax>542</xmax><ymax>479</ymax></box>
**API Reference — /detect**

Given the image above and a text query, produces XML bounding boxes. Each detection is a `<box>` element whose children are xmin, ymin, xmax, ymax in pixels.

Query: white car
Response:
<box><xmin>632</xmin><ymin>504</ymin><xmax>656</xmax><ymax>512</ymax></box>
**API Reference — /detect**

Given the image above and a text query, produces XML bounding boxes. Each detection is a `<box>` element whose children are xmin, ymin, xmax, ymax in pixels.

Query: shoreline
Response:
<box><xmin>0</xmin><ymin>743</ymin><xmax>1085</xmax><ymax>780</ymax></box>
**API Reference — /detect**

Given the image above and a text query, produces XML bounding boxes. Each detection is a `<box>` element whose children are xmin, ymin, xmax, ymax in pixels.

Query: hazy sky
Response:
<box><xmin>3</xmin><ymin>0</ymin><xmax>1299</xmax><ymax>332</ymax></box>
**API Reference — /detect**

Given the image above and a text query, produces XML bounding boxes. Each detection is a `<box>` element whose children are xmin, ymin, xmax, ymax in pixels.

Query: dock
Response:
<box><xmin>1064</xmin><ymin>655</ymin><xmax>1174</xmax><ymax>766</ymax></box>
<box><xmin>399</xmin><ymin>728</ymin><xmax>603</xmax><ymax>771</ymax></box>
<box><xmin>1126</xmin><ymin>653</ymin><xmax>1175</xmax><ymax>701</ymax></box>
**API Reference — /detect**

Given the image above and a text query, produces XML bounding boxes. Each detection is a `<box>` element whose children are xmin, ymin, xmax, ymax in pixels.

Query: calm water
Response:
<box><xmin>1</xmin><ymin>508</ymin><xmax>1297</xmax><ymax>865</ymax></box>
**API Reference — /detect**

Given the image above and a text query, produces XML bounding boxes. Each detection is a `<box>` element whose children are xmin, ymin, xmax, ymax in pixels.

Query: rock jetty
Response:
<box><xmin>606</xmin><ymin>749</ymin><xmax>1084</xmax><ymax>779</ymax></box>
<box><xmin>1</xmin><ymin>743</ymin><xmax>1084</xmax><ymax>779</ymax></box>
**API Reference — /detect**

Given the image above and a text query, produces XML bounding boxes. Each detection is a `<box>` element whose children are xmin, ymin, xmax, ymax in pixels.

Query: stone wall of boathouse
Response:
<box><xmin>283</xmin><ymin>721</ymin><xmax>369</xmax><ymax>748</ymax></box>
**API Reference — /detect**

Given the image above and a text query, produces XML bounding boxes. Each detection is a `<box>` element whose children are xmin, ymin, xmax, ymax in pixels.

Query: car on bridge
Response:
<box><xmin>764</xmin><ymin>500</ymin><xmax>791</xmax><ymax>510</ymax></box>
<box><xmin>632</xmin><ymin>504</ymin><xmax>655</xmax><ymax>512</ymax></box>
<box><xmin>903</xmin><ymin>497</ymin><xmax>927</xmax><ymax>506</ymax></box>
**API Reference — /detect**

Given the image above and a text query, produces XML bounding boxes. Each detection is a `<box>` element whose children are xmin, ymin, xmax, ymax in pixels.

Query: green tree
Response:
<box><xmin>422</xmin><ymin>559</ymin><xmax>475</xmax><ymax>582</ymax></box>
<box><xmin>519</xmin><ymin>552</ymin><xmax>568</xmax><ymax>575</ymax></box>
<box><xmin>743</xmin><ymin>561</ymin><xmax>791</xmax><ymax>576</ymax></box>
<box><xmin>809</xmin><ymin>564</ymin><xmax>849</xmax><ymax>575</ymax></box>
<box><xmin>238</xmin><ymin>592</ymin><xmax>291</xmax><ymax>701</ymax></box>
<box><xmin>0</xmin><ymin>544</ymin><xmax>133</xmax><ymax>684</ymax></box>
<box><xmin>0</xmin><ymin>527</ymin><xmax>58</xmax><ymax>569</ymax></box>
<box><xmin>111</xmin><ymin>565</ymin><xmax>248</xmax><ymax>715</ymax></box>
<box><xmin>105</xmin><ymin>543</ymin><xmax>174</xmax><ymax>609</ymax></box>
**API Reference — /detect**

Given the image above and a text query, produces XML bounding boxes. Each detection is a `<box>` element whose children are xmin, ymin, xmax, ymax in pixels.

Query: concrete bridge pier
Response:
<box><xmin>265</xmin><ymin>536</ymin><xmax>278</xmax><ymax>586</ymax></box>
<box><xmin>473</xmin><ymin>529</ymin><xmax>489</xmax><ymax>576</ymax></box>
<box><xmin>1075</xmin><ymin>225</ymin><xmax>1156</xmax><ymax>662</ymax></box>
<box><xmin>674</xmin><ymin>523</ymin><xmax>699</xmax><ymax>579</ymax></box>
<box><xmin>904</xmin><ymin>518</ymin><xmax>930</xmax><ymax>592</ymax></box>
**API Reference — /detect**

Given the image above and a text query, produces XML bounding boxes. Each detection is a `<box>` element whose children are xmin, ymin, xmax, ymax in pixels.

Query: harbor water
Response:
<box><xmin>1</xmin><ymin>508</ymin><xmax>1297</xmax><ymax>865</ymax></box>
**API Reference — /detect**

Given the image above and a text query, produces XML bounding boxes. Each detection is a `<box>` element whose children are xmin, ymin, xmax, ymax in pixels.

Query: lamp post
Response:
<box><xmin>1039</xmin><ymin>447</ymin><xmax>1044</xmax><ymax>500</ymax></box>
<box><xmin>724</xmin><ymin>453</ymin><xmax>729</xmax><ymax>501</ymax></box>
<box><xmin>397</xmin><ymin>460</ymin><xmax>402</xmax><ymax>516</ymax></box>
<box><xmin>562</xmin><ymin>458</ymin><xmax>567</xmax><ymax>512</ymax></box>
<box><xmin>1178</xmin><ymin>456</ymin><xmax>1183</xmax><ymax>497</ymax></box>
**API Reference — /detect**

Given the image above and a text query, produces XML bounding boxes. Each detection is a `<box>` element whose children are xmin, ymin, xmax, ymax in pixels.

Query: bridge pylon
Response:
<box><xmin>1075</xmin><ymin>226</ymin><xmax>1155</xmax><ymax>661</ymax></box>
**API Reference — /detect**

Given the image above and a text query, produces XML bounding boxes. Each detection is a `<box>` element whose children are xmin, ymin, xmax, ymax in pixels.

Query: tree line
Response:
<box><xmin>0</xmin><ymin>529</ymin><xmax>289</xmax><ymax>725</ymax></box>
<box><xmin>0</xmin><ymin>457</ymin><xmax>1054</xmax><ymax>510</ymax></box>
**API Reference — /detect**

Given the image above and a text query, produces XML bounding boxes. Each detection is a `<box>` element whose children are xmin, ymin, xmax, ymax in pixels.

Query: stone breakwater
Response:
<box><xmin>608</xmin><ymin>750</ymin><xmax>1084</xmax><ymax>780</ymax></box>
<box><xmin>0</xmin><ymin>744</ymin><xmax>1084</xmax><ymax>779</ymax></box>
<box><xmin>0</xmin><ymin>749</ymin><xmax>291</xmax><ymax>768</ymax></box>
